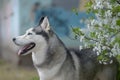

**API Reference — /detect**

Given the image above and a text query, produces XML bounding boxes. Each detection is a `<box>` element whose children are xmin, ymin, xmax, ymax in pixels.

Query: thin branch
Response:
<box><xmin>84</xmin><ymin>36</ymin><xmax>98</xmax><ymax>42</ymax></box>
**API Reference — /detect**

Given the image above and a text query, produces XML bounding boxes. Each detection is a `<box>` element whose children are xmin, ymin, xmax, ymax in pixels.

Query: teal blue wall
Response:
<box><xmin>19</xmin><ymin>0</ymin><xmax>53</xmax><ymax>34</ymax></box>
<box><xmin>19</xmin><ymin>0</ymin><xmax>38</xmax><ymax>34</ymax></box>
<box><xmin>18</xmin><ymin>0</ymin><xmax>82</xmax><ymax>48</ymax></box>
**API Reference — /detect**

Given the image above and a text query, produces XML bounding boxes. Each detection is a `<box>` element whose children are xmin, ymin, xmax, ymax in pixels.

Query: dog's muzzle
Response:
<box><xmin>12</xmin><ymin>38</ymin><xmax>36</xmax><ymax>55</ymax></box>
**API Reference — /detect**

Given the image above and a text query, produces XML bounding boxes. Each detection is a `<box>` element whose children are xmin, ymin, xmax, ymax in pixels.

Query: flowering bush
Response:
<box><xmin>73</xmin><ymin>0</ymin><xmax>120</xmax><ymax>79</ymax></box>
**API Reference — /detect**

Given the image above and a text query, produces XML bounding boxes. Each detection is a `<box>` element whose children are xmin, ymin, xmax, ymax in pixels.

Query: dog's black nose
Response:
<box><xmin>13</xmin><ymin>38</ymin><xmax>16</xmax><ymax>41</ymax></box>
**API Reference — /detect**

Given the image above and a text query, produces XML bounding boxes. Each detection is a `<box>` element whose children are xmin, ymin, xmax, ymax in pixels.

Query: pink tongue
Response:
<box><xmin>18</xmin><ymin>45</ymin><xmax>29</xmax><ymax>55</ymax></box>
<box><xmin>18</xmin><ymin>49</ymin><xmax>22</xmax><ymax>55</ymax></box>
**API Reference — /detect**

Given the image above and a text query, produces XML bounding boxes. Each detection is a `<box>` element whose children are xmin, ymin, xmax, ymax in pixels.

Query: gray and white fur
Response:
<box><xmin>13</xmin><ymin>17</ymin><xmax>118</xmax><ymax>80</ymax></box>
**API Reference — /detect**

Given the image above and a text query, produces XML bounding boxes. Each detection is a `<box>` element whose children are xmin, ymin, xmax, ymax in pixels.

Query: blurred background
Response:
<box><xmin>0</xmin><ymin>0</ymin><xmax>90</xmax><ymax>80</ymax></box>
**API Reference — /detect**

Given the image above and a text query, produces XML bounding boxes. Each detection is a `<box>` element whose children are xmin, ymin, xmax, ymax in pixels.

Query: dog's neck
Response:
<box><xmin>32</xmin><ymin>35</ymin><xmax>67</xmax><ymax>79</ymax></box>
<box><xmin>32</xmin><ymin>44</ymin><xmax>48</xmax><ymax>67</ymax></box>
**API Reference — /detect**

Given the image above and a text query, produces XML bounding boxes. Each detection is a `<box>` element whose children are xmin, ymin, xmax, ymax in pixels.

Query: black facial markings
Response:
<box><xmin>27</xmin><ymin>32</ymin><xmax>32</xmax><ymax>35</ymax></box>
<box><xmin>33</xmin><ymin>29</ymin><xmax>49</xmax><ymax>41</ymax></box>
<box><xmin>32</xmin><ymin>26</ymin><xmax>54</xmax><ymax>41</ymax></box>
<box><xmin>32</xmin><ymin>28</ymin><xmax>37</xmax><ymax>32</ymax></box>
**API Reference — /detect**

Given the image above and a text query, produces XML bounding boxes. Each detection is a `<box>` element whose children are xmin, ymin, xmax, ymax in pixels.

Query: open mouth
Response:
<box><xmin>18</xmin><ymin>42</ymin><xmax>36</xmax><ymax>55</ymax></box>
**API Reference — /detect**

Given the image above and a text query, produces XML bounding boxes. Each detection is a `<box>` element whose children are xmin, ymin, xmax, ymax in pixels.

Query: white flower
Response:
<box><xmin>107</xmin><ymin>4</ymin><xmax>112</xmax><ymax>9</ymax></box>
<box><xmin>105</xmin><ymin>10</ymin><xmax>112</xmax><ymax>18</ymax></box>
<box><xmin>87</xmin><ymin>24</ymin><xmax>91</xmax><ymax>29</ymax></box>
<box><xmin>99</xmin><ymin>61</ymin><xmax>102</xmax><ymax>64</ymax></box>
<box><xmin>118</xmin><ymin>12</ymin><xmax>120</xmax><ymax>16</ymax></box>
<box><xmin>93</xmin><ymin>48</ymin><xmax>96</xmax><ymax>51</ymax></box>
<box><xmin>103</xmin><ymin>62</ymin><xmax>107</xmax><ymax>65</ymax></box>
<box><xmin>112</xmin><ymin>18</ymin><xmax>117</xmax><ymax>26</ymax></box>
<box><xmin>98</xmin><ymin>21</ymin><xmax>102</xmax><ymax>27</ymax></box>
<box><xmin>111</xmin><ymin>48</ymin><xmax>117</xmax><ymax>57</ymax></box>
<box><xmin>104</xmin><ymin>2</ymin><xmax>112</xmax><ymax>9</ymax></box>
<box><xmin>97</xmin><ymin>52</ymin><xmax>100</xmax><ymax>56</ymax></box>
<box><xmin>104</xmin><ymin>35</ymin><xmax>109</xmax><ymax>38</ymax></box>
<box><xmin>111</xmin><ymin>43</ymin><xmax>120</xmax><ymax>56</ymax></box>
<box><xmin>98</xmin><ymin>34</ymin><xmax>101</xmax><ymax>39</ymax></box>
<box><xmin>79</xmin><ymin>0</ymin><xmax>120</xmax><ymax>65</ymax></box>
<box><xmin>91</xmin><ymin>19</ymin><xmax>98</xmax><ymax>26</ymax></box>
<box><xmin>79</xmin><ymin>46</ymin><xmax>83</xmax><ymax>50</ymax></box>
<box><xmin>110</xmin><ymin>60</ymin><xmax>113</xmax><ymax>64</ymax></box>
<box><xmin>80</xmin><ymin>36</ymin><xmax>84</xmax><ymax>42</ymax></box>
<box><xmin>94</xmin><ymin>46</ymin><xmax>98</xmax><ymax>50</ymax></box>
<box><xmin>102</xmin><ymin>46</ymin><xmax>107</xmax><ymax>50</ymax></box>
<box><xmin>95</xmin><ymin>1</ymin><xmax>104</xmax><ymax>9</ymax></box>
<box><xmin>84</xmin><ymin>44</ymin><xmax>88</xmax><ymax>47</ymax></box>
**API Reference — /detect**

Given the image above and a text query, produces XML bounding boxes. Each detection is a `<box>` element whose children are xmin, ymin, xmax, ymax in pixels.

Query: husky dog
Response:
<box><xmin>13</xmin><ymin>17</ymin><xmax>117</xmax><ymax>80</ymax></box>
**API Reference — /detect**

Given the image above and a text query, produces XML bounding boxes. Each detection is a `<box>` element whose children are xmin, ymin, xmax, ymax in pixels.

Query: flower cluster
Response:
<box><xmin>73</xmin><ymin>0</ymin><xmax>120</xmax><ymax>64</ymax></box>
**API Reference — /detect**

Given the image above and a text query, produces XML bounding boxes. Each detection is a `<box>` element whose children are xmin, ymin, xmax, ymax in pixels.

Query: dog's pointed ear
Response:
<box><xmin>39</xmin><ymin>16</ymin><xmax>50</xmax><ymax>32</ymax></box>
<box><xmin>38</xmin><ymin>16</ymin><xmax>44</xmax><ymax>25</ymax></box>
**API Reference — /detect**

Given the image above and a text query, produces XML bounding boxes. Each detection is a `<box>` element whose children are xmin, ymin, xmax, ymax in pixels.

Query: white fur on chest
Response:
<box><xmin>32</xmin><ymin>47</ymin><xmax>47</xmax><ymax>66</ymax></box>
<box><xmin>36</xmin><ymin>63</ymin><xmax>63</xmax><ymax>80</ymax></box>
<box><xmin>32</xmin><ymin>50</ymin><xmax>66</xmax><ymax>80</ymax></box>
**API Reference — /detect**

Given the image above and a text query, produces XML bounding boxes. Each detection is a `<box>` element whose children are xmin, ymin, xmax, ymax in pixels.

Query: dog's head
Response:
<box><xmin>13</xmin><ymin>17</ymin><xmax>52</xmax><ymax>56</ymax></box>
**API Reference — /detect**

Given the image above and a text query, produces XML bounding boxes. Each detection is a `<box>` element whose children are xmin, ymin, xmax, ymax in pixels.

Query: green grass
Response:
<box><xmin>31</xmin><ymin>76</ymin><xmax>39</xmax><ymax>80</ymax></box>
<box><xmin>0</xmin><ymin>60</ymin><xmax>38</xmax><ymax>80</ymax></box>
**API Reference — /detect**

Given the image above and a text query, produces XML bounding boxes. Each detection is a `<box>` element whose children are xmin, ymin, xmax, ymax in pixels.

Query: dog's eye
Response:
<box><xmin>28</xmin><ymin>33</ymin><xmax>32</xmax><ymax>35</ymax></box>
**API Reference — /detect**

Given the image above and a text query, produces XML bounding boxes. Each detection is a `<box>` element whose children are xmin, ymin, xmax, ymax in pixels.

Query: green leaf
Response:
<box><xmin>104</xmin><ymin>24</ymin><xmax>109</xmax><ymax>29</ymax></box>
<box><xmin>90</xmin><ymin>32</ymin><xmax>96</xmax><ymax>38</ymax></box>
<box><xmin>112</xmin><ymin>37</ymin><xmax>120</xmax><ymax>46</ymax></box>
<box><xmin>72</xmin><ymin>27</ymin><xmax>80</xmax><ymax>33</ymax></box>
<box><xmin>75</xmin><ymin>35</ymin><xmax>78</xmax><ymax>39</ymax></box>
<box><xmin>116</xmin><ymin>54</ymin><xmax>120</xmax><ymax>64</ymax></box>
<box><xmin>110</xmin><ymin>0</ymin><xmax>116</xmax><ymax>3</ymax></box>
<box><xmin>112</xmin><ymin>6</ymin><xmax>120</xmax><ymax>13</ymax></box>
<box><xmin>72</xmin><ymin>8</ymin><xmax>79</xmax><ymax>15</ymax></box>
<box><xmin>85</xmin><ymin>1</ymin><xmax>93</xmax><ymax>8</ymax></box>
<box><xmin>31</xmin><ymin>76</ymin><xmax>39</xmax><ymax>80</ymax></box>
<box><xmin>116</xmin><ymin>55</ymin><xmax>120</xmax><ymax>60</ymax></box>
<box><xmin>97</xmin><ymin>55</ymin><xmax>104</xmax><ymax>60</ymax></box>
<box><xmin>72</xmin><ymin>27</ymin><xmax>84</xmax><ymax>36</ymax></box>
<box><xmin>93</xmin><ymin>9</ymin><xmax>98</xmax><ymax>13</ymax></box>
<box><xmin>116</xmin><ymin>19</ymin><xmax>120</xmax><ymax>26</ymax></box>
<box><xmin>86</xmin><ymin>8</ymin><xmax>92</xmax><ymax>13</ymax></box>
